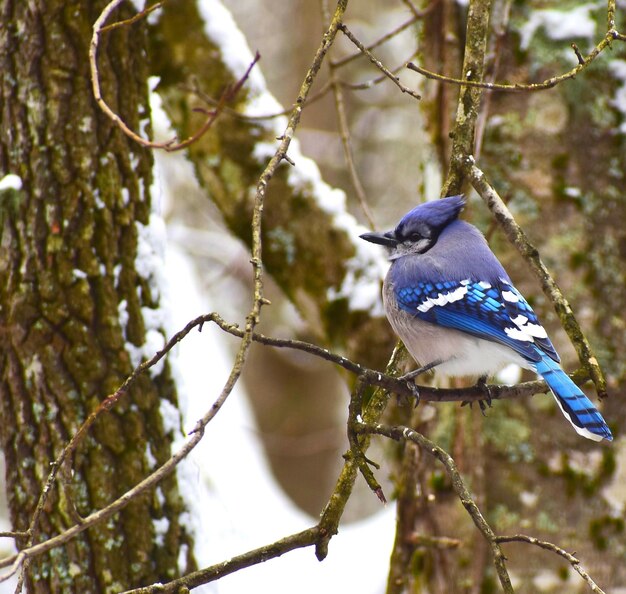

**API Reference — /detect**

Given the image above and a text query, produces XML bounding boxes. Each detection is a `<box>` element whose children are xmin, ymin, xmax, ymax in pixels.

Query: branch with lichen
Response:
<box><xmin>407</xmin><ymin>0</ymin><xmax>625</xmax><ymax>96</ymax></box>
<box><xmin>440</xmin><ymin>0</ymin><xmax>492</xmax><ymax>196</ymax></box>
<box><xmin>495</xmin><ymin>535</ymin><xmax>607</xmax><ymax>594</ymax></box>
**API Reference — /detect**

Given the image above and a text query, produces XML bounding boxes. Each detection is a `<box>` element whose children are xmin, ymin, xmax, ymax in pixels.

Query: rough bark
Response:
<box><xmin>0</xmin><ymin>1</ymin><xmax>194</xmax><ymax>591</ymax></box>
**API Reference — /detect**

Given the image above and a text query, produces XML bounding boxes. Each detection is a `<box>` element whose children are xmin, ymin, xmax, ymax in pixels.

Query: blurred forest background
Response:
<box><xmin>1</xmin><ymin>0</ymin><xmax>625</xmax><ymax>592</ymax></box>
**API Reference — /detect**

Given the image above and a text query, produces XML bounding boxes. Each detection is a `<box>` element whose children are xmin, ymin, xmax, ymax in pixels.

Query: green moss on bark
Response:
<box><xmin>0</xmin><ymin>1</ymin><xmax>196</xmax><ymax>591</ymax></box>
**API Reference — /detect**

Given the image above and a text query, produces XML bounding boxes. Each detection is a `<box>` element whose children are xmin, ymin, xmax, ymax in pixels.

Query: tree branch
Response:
<box><xmin>496</xmin><ymin>534</ymin><xmax>607</xmax><ymax>594</ymax></box>
<box><xmin>339</xmin><ymin>24</ymin><xmax>422</xmax><ymax>101</ymax></box>
<box><xmin>206</xmin><ymin>311</ymin><xmax>562</xmax><ymax>402</ymax></box>
<box><xmin>407</xmin><ymin>24</ymin><xmax>624</xmax><ymax>93</ymax></box>
<box><xmin>90</xmin><ymin>0</ymin><xmax>259</xmax><ymax>152</ymax></box>
<box><xmin>441</xmin><ymin>0</ymin><xmax>492</xmax><ymax>196</ymax></box>
<box><xmin>322</xmin><ymin>2</ymin><xmax>377</xmax><ymax>228</ymax></box>
<box><xmin>120</xmin><ymin>528</ymin><xmax>322</xmax><ymax>594</ymax></box>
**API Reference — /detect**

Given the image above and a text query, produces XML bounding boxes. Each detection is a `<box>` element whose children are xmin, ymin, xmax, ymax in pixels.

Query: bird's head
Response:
<box><xmin>360</xmin><ymin>195</ymin><xmax>465</xmax><ymax>258</ymax></box>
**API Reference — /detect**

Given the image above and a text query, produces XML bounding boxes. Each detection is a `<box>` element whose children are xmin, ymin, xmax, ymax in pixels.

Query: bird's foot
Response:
<box><xmin>397</xmin><ymin>360</ymin><xmax>442</xmax><ymax>408</ymax></box>
<box><xmin>394</xmin><ymin>380</ymin><xmax>420</xmax><ymax>408</ymax></box>
<box><xmin>461</xmin><ymin>375</ymin><xmax>492</xmax><ymax>416</ymax></box>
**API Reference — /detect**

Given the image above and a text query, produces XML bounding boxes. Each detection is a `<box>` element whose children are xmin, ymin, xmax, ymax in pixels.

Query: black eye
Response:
<box><xmin>408</xmin><ymin>232</ymin><xmax>422</xmax><ymax>241</ymax></box>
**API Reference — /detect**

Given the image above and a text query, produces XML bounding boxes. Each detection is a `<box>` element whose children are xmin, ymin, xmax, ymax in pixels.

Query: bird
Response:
<box><xmin>360</xmin><ymin>195</ymin><xmax>612</xmax><ymax>442</ymax></box>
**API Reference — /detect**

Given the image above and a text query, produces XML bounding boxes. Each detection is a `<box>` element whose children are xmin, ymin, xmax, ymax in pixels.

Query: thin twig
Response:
<box><xmin>315</xmin><ymin>343</ymin><xmax>407</xmax><ymax>561</ymax></box>
<box><xmin>341</xmin><ymin>55</ymin><xmax>418</xmax><ymax>90</ymax></box>
<box><xmin>473</xmin><ymin>0</ymin><xmax>513</xmax><ymax>161</ymax></box>
<box><xmin>339</xmin><ymin>24</ymin><xmax>422</xmax><ymax>101</ymax></box>
<box><xmin>183</xmin><ymin>77</ymin><xmax>333</xmax><ymax>121</ymax></box>
<box><xmin>0</xmin><ymin>532</ymin><xmax>25</xmax><ymax>540</ymax></box>
<box><xmin>186</xmin><ymin>50</ymin><xmax>417</xmax><ymax>125</ymax></box>
<box><xmin>408</xmin><ymin>534</ymin><xmax>462</xmax><ymax>549</ymax></box>
<box><xmin>407</xmin><ymin>26</ymin><xmax>624</xmax><ymax>92</ymax></box>
<box><xmin>496</xmin><ymin>534</ymin><xmax>607</xmax><ymax>594</ymax></box>
<box><xmin>322</xmin><ymin>1</ymin><xmax>376</xmax><ymax>228</ymax></box>
<box><xmin>402</xmin><ymin>0</ymin><xmax>437</xmax><ymax>19</ymax></box>
<box><xmin>89</xmin><ymin>0</ymin><xmax>259</xmax><ymax>152</ymax></box>
<box><xmin>99</xmin><ymin>0</ymin><xmax>165</xmax><ymax>33</ymax></box>
<box><xmin>346</xmin><ymin>376</ymin><xmax>386</xmax><ymax>502</ymax></box>
<box><xmin>332</xmin><ymin>12</ymin><xmax>421</xmax><ymax>68</ymax></box>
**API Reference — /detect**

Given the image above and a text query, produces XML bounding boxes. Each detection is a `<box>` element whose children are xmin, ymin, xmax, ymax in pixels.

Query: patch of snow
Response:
<box><xmin>153</xmin><ymin>516</ymin><xmax>170</xmax><ymax>547</ymax></box>
<box><xmin>0</xmin><ymin>174</ymin><xmax>22</xmax><ymax>191</ymax></box>
<box><xmin>135</xmin><ymin>213</ymin><xmax>167</xmax><ymax>302</ymax></box>
<box><xmin>609</xmin><ymin>60</ymin><xmax>626</xmax><ymax>134</ymax></box>
<box><xmin>519</xmin><ymin>4</ymin><xmax>598</xmax><ymax>51</ymax></box>
<box><xmin>160</xmin><ymin>397</ymin><xmax>183</xmax><ymax>437</ymax></box>
<box><xmin>72</xmin><ymin>269</ymin><xmax>88</xmax><ymax>280</ymax></box>
<box><xmin>197</xmin><ymin>0</ymin><xmax>284</xmax><ymax>119</ymax></box>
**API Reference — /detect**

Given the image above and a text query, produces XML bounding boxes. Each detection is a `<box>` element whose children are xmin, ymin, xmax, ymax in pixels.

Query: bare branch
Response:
<box><xmin>0</xmin><ymin>532</ymin><xmax>25</xmax><ymax>540</ymax></box>
<box><xmin>321</xmin><ymin>1</ymin><xmax>376</xmax><ymax>228</ymax></box>
<box><xmin>89</xmin><ymin>0</ymin><xmax>258</xmax><ymax>152</ymax></box>
<box><xmin>185</xmin><ymin>53</ymin><xmax>417</xmax><ymax>125</ymax></box>
<box><xmin>206</xmin><ymin>311</ymin><xmax>564</xmax><ymax>402</ymax></box>
<box><xmin>408</xmin><ymin>534</ymin><xmax>462</xmax><ymax>549</ymax></box>
<box><xmin>407</xmin><ymin>28</ymin><xmax>624</xmax><ymax>93</ymax></box>
<box><xmin>441</xmin><ymin>0</ymin><xmax>492</xmax><ymax>197</ymax></box>
<box><xmin>347</xmin><ymin>377</ymin><xmax>386</xmax><ymax>502</ymax></box>
<box><xmin>339</xmin><ymin>24</ymin><xmax>422</xmax><ymax>101</ymax></box>
<box><xmin>120</xmin><ymin>528</ymin><xmax>321</xmax><ymax>594</ymax></box>
<box><xmin>402</xmin><ymin>0</ymin><xmax>438</xmax><ymax>19</ymax></box>
<box><xmin>331</xmin><ymin>10</ymin><xmax>425</xmax><ymax>69</ymax></box>
<box><xmin>183</xmin><ymin>77</ymin><xmax>333</xmax><ymax>121</ymax></box>
<box><xmin>496</xmin><ymin>535</ymin><xmax>607</xmax><ymax>594</ymax></box>
<box><xmin>99</xmin><ymin>0</ymin><xmax>165</xmax><ymax>33</ymax></box>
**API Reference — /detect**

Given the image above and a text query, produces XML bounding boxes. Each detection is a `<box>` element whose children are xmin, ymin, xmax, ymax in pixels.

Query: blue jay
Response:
<box><xmin>360</xmin><ymin>195</ymin><xmax>612</xmax><ymax>442</ymax></box>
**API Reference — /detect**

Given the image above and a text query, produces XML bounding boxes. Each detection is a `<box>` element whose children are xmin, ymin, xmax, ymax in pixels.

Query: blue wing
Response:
<box><xmin>395</xmin><ymin>277</ymin><xmax>612</xmax><ymax>441</ymax></box>
<box><xmin>394</xmin><ymin>278</ymin><xmax>559</xmax><ymax>363</ymax></box>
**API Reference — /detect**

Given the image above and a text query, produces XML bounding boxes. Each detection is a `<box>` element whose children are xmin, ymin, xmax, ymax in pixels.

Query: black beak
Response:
<box><xmin>359</xmin><ymin>230</ymin><xmax>398</xmax><ymax>247</ymax></box>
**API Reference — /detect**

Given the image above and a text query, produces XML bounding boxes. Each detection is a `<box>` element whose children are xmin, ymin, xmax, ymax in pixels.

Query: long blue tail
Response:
<box><xmin>535</xmin><ymin>356</ymin><xmax>612</xmax><ymax>442</ymax></box>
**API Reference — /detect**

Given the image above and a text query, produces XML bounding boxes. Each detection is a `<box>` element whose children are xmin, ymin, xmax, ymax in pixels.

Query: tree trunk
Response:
<box><xmin>0</xmin><ymin>1</ymin><xmax>195</xmax><ymax>591</ymax></box>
